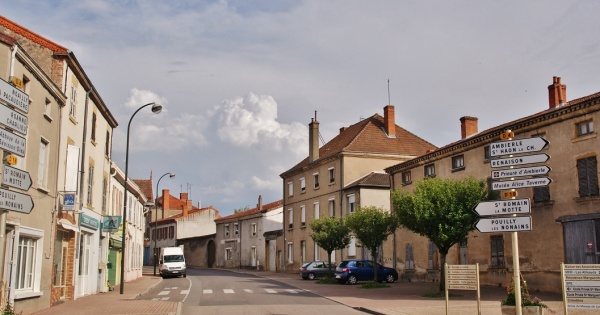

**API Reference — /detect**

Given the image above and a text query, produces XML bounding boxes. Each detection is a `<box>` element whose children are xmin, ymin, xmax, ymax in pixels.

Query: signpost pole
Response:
<box><xmin>512</xmin><ymin>229</ymin><xmax>522</xmax><ymax>315</ymax></box>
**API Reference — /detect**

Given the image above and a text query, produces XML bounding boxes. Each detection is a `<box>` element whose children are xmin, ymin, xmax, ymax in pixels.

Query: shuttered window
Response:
<box><xmin>577</xmin><ymin>157</ymin><xmax>599</xmax><ymax>197</ymax></box>
<box><xmin>490</xmin><ymin>236</ymin><xmax>504</xmax><ymax>268</ymax></box>
<box><xmin>533</xmin><ymin>186</ymin><xmax>550</xmax><ymax>203</ymax></box>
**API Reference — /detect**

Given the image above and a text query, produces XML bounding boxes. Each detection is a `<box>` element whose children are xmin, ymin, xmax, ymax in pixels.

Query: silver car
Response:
<box><xmin>300</xmin><ymin>261</ymin><xmax>334</xmax><ymax>280</ymax></box>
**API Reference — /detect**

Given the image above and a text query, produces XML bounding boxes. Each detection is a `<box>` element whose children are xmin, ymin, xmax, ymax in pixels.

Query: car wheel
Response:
<box><xmin>308</xmin><ymin>273</ymin><xmax>316</xmax><ymax>280</ymax></box>
<box><xmin>385</xmin><ymin>273</ymin><xmax>395</xmax><ymax>283</ymax></box>
<box><xmin>183</xmin><ymin>273</ymin><xmax>187</xmax><ymax>278</ymax></box>
<box><xmin>348</xmin><ymin>275</ymin><xmax>358</xmax><ymax>285</ymax></box>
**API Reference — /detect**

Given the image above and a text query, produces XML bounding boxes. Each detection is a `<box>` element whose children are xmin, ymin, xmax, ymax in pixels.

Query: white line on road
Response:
<box><xmin>285</xmin><ymin>289</ymin><xmax>299</xmax><ymax>294</ymax></box>
<box><xmin>161</xmin><ymin>297</ymin><xmax>170</xmax><ymax>301</ymax></box>
<box><xmin>244</xmin><ymin>289</ymin><xmax>253</xmax><ymax>293</ymax></box>
<box><xmin>180</xmin><ymin>290</ymin><xmax>189</xmax><ymax>294</ymax></box>
<box><xmin>203</xmin><ymin>289</ymin><xmax>213</xmax><ymax>294</ymax></box>
<box><xmin>223</xmin><ymin>289</ymin><xmax>235</xmax><ymax>294</ymax></box>
<box><xmin>265</xmin><ymin>289</ymin><xmax>277</xmax><ymax>294</ymax></box>
<box><xmin>158</xmin><ymin>291</ymin><xmax>170</xmax><ymax>295</ymax></box>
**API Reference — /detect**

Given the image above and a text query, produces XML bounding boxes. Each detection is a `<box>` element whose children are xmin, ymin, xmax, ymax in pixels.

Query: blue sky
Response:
<box><xmin>5</xmin><ymin>0</ymin><xmax>600</xmax><ymax>216</ymax></box>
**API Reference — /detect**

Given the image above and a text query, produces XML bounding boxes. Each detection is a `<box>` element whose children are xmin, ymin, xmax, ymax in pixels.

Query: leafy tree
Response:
<box><xmin>392</xmin><ymin>176</ymin><xmax>488</xmax><ymax>292</ymax></box>
<box><xmin>310</xmin><ymin>217</ymin><xmax>351</xmax><ymax>277</ymax></box>
<box><xmin>233</xmin><ymin>206</ymin><xmax>250</xmax><ymax>214</ymax></box>
<box><xmin>344</xmin><ymin>206</ymin><xmax>398</xmax><ymax>282</ymax></box>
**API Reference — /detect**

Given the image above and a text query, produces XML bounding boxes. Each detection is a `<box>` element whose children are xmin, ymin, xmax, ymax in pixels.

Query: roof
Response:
<box><xmin>156</xmin><ymin>206</ymin><xmax>221</xmax><ymax>225</ymax></box>
<box><xmin>0</xmin><ymin>15</ymin><xmax>68</xmax><ymax>53</ymax></box>
<box><xmin>215</xmin><ymin>199</ymin><xmax>283</xmax><ymax>222</ymax></box>
<box><xmin>282</xmin><ymin>114</ymin><xmax>436</xmax><ymax>177</ymax></box>
<box><xmin>385</xmin><ymin>90</ymin><xmax>600</xmax><ymax>173</ymax></box>
<box><xmin>133</xmin><ymin>179</ymin><xmax>153</xmax><ymax>202</ymax></box>
<box><xmin>345</xmin><ymin>172</ymin><xmax>391</xmax><ymax>189</ymax></box>
<box><xmin>156</xmin><ymin>193</ymin><xmax>198</xmax><ymax>211</ymax></box>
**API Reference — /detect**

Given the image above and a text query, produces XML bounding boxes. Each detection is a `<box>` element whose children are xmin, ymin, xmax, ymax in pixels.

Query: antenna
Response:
<box><xmin>187</xmin><ymin>183</ymin><xmax>192</xmax><ymax>200</ymax></box>
<box><xmin>387</xmin><ymin>79</ymin><xmax>391</xmax><ymax>105</ymax></box>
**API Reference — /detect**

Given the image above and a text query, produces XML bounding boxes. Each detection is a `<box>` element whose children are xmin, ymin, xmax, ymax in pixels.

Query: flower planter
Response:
<box><xmin>501</xmin><ymin>305</ymin><xmax>544</xmax><ymax>315</ymax></box>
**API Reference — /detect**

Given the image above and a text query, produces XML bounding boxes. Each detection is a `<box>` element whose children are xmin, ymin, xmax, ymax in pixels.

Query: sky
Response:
<box><xmin>4</xmin><ymin>0</ymin><xmax>600</xmax><ymax>217</ymax></box>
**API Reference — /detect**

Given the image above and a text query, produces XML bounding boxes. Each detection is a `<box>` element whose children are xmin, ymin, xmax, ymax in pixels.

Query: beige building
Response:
<box><xmin>279</xmin><ymin>107</ymin><xmax>436</xmax><ymax>272</ymax></box>
<box><xmin>385</xmin><ymin>77</ymin><xmax>599</xmax><ymax>293</ymax></box>
<box><xmin>0</xmin><ymin>34</ymin><xmax>65</xmax><ymax>314</ymax></box>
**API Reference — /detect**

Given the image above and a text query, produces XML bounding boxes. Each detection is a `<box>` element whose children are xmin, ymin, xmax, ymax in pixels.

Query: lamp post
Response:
<box><xmin>153</xmin><ymin>172</ymin><xmax>175</xmax><ymax>275</ymax></box>
<box><xmin>120</xmin><ymin>102</ymin><xmax>162</xmax><ymax>294</ymax></box>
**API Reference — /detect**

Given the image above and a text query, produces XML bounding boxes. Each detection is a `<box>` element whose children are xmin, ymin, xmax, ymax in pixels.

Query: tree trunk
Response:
<box><xmin>327</xmin><ymin>250</ymin><xmax>334</xmax><ymax>278</ymax></box>
<box><xmin>439</xmin><ymin>250</ymin><xmax>448</xmax><ymax>293</ymax></box>
<box><xmin>372</xmin><ymin>248</ymin><xmax>378</xmax><ymax>282</ymax></box>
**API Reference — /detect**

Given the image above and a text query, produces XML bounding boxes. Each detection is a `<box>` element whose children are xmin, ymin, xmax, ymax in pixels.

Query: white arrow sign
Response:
<box><xmin>492</xmin><ymin>177</ymin><xmax>552</xmax><ymax>190</ymax></box>
<box><xmin>0</xmin><ymin>188</ymin><xmax>34</xmax><ymax>214</ymax></box>
<box><xmin>0</xmin><ymin>104</ymin><xmax>28</xmax><ymax>135</ymax></box>
<box><xmin>490</xmin><ymin>137</ymin><xmax>549</xmax><ymax>157</ymax></box>
<box><xmin>0</xmin><ymin>128</ymin><xmax>26</xmax><ymax>157</ymax></box>
<box><xmin>3</xmin><ymin>165</ymin><xmax>32</xmax><ymax>191</ymax></box>
<box><xmin>491</xmin><ymin>166</ymin><xmax>552</xmax><ymax>179</ymax></box>
<box><xmin>473</xmin><ymin>198</ymin><xmax>531</xmax><ymax>217</ymax></box>
<box><xmin>490</xmin><ymin>153</ymin><xmax>550</xmax><ymax>168</ymax></box>
<box><xmin>475</xmin><ymin>216</ymin><xmax>532</xmax><ymax>233</ymax></box>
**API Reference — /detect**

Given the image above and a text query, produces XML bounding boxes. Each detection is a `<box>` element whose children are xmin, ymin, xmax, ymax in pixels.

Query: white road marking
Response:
<box><xmin>203</xmin><ymin>289</ymin><xmax>213</xmax><ymax>294</ymax></box>
<box><xmin>161</xmin><ymin>297</ymin><xmax>170</xmax><ymax>301</ymax></box>
<box><xmin>223</xmin><ymin>289</ymin><xmax>235</xmax><ymax>294</ymax></box>
<box><xmin>180</xmin><ymin>290</ymin><xmax>189</xmax><ymax>294</ymax></box>
<box><xmin>265</xmin><ymin>289</ymin><xmax>277</xmax><ymax>294</ymax></box>
<box><xmin>152</xmin><ymin>298</ymin><xmax>161</xmax><ymax>301</ymax></box>
<box><xmin>158</xmin><ymin>291</ymin><xmax>170</xmax><ymax>296</ymax></box>
<box><xmin>285</xmin><ymin>289</ymin><xmax>299</xmax><ymax>294</ymax></box>
<box><xmin>244</xmin><ymin>289</ymin><xmax>253</xmax><ymax>293</ymax></box>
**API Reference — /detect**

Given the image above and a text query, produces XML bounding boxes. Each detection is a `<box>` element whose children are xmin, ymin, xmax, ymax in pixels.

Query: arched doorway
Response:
<box><xmin>207</xmin><ymin>240</ymin><xmax>216</xmax><ymax>268</ymax></box>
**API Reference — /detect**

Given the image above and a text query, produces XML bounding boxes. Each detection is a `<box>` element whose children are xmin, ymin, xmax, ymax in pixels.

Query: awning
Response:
<box><xmin>58</xmin><ymin>219</ymin><xmax>79</xmax><ymax>232</ymax></box>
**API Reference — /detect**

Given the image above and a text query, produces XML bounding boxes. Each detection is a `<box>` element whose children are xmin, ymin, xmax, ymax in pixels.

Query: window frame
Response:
<box><xmin>301</xmin><ymin>205</ymin><xmax>306</xmax><ymax>227</ymax></box>
<box><xmin>577</xmin><ymin>120</ymin><xmax>594</xmax><ymax>136</ymax></box>
<box><xmin>37</xmin><ymin>138</ymin><xmax>50</xmax><ymax>189</ymax></box>
<box><xmin>313</xmin><ymin>173</ymin><xmax>320</xmax><ymax>189</ymax></box>
<box><xmin>328</xmin><ymin>167</ymin><xmax>335</xmax><ymax>184</ymax></box>
<box><xmin>300</xmin><ymin>177</ymin><xmax>306</xmax><ymax>193</ymax></box>
<box><xmin>424</xmin><ymin>164</ymin><xmax>436</xmax><ymax>178</ymax></box>
<box><xmin>577</xmin><ymin>156</ymin><xmax>599</xmax><ymax>198</ymax></box>
<box><xmin>402</xmin><ymin>171</ymin><xmax>412</xmax><ymax>185</ymax></box>
<box><xmin>490</xmin><ymin>235</ymin><xmax>505</xmax><ymax>268</ymax></box>
<box><xmin>14</xmin><ymin>227</ymin><xmax>44</xmax><ymax>299</ymax></box>
<box><xmin>452</xmin><ymin>155</ymin><xmax>465</xmax><ymax>171</ymax></box>
<box><xmin>347</xmin><ymin>194</ymin><xmax>355</xmax><ymax>214</ymax></box>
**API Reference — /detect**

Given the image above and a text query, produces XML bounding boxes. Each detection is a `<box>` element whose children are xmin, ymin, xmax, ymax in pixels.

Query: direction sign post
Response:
<box><xmin>475</xmin><ymin>216</ymin><xmax>532</xmax><ymax>233</ymax></box>
<box><xmin>0</xmin><ymin>187</ymin><xmax>34</xmax><ymax>214</ymax></box>
<box><xmin>490</xmin><ymin>153</ymin><xmax>550</xmax><ymax>168</ymax></box>
<box><xmin>3</xmin><ymin>165</ymin><xmax>32</xmax><ymax>191</ymax></box>
<box><xmin>492</xmin><ymin>177</ymin><xmax>552</xmax><ymax>190</ymax></box>
<box><xmin>491</xmin><ymin>166</ymin><xmax>551</xmax><ymax>180</ymax></box>
<box><xmin>490</xmin><ymin>137</ymin><xmax>549</xmax><ymax>157</ymax></box>
<box><xmin>473</xmin><ymin>198</ymin><xmax>531</xmax><ymax>217</ymax></box>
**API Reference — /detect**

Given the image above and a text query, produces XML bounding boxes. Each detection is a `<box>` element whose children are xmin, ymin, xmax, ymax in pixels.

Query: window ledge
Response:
<box><xmin>402</xmin><ymin>181</ymin><xmax>412</xmax><ymax>186</ymax></box>
<box><xmin>14</xmin><ymin>290</ymin><xmax>42</xmax><ymax>300</ymax></box>
<box><xmin>451</xmin><ymin>166</ymin><xmax>465</xmax><ymax>173</ymax></box>
<box><xmin>572</xmin><ymin>132</ymin><xmax>597</xmax><ymax>143</ymax></box>
<box><xmin>43</xmin><ymin>113</ymin><xmax>53</xmax><ymax>122</ymax></box>
<box><xmin>574</xmin><ymin>196</ymin><xmax>600</xmax><ymax>203</ymax></box>
<box><xmin>69</xmin><ymin>115</ymin><xmax>77</xmax><ymax>125</ymax></box>
<box><xmin>37</xmin><ymin>187</ymin><xmax>50</xmax><ymax>194</ymax></box>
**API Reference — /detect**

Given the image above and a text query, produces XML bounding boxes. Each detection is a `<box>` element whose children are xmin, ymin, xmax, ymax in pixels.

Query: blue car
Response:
<box><xmin>335</xmin><ymin>259</ymin><xmax>398</xmax><ymax>284</ymax></box>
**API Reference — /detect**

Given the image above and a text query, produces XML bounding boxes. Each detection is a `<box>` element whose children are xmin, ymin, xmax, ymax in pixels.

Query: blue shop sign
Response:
<box><xmin>79</xmin><ymin>214</ymin><xmax>99</xmax><ymax>230</ymax></box>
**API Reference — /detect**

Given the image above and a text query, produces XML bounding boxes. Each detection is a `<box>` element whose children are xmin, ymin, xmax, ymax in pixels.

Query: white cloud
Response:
<box><xmin>125</xmin><ymin>88</ymin><xmax>169</xmax><ymax>112</ymax></box>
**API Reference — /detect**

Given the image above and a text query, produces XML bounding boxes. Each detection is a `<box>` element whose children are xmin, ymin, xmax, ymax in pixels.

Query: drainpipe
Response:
<box><xmin>338</xmin><ymin>156</ymin><xmax>344</xmax><ymax>260</ymax></box>
<box><xmin>282</xmin><ymin>180</ymin><xmax>286</xmax><ymax>272</ymax></box>
<box><xmin>390</xmin><ymin>173</ymin><xmax>397</xmax><ymax>270</ymax></box>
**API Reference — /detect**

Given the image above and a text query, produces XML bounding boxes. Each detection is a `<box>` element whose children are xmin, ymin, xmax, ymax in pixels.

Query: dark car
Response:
<box><xmin>335</xmin><ymin>259</ymin><xmax>398</xmax><ymax>284</ymax></box>
<box><xmin>299</xmin><ymin>261</ymin><xmax>335</xmax><ymax>280</ymax></box>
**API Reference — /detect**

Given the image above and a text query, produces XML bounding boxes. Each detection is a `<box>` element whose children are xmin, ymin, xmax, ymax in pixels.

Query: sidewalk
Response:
<box><xmin>30</xmin><ymin>270</ymin><xmax>180</xmax><ymax>315</ymax></box>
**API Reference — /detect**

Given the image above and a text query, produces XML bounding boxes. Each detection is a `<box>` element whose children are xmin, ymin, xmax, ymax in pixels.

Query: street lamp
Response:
<box><xmin>120</xmin><ymin>102</ymin><xmax>162</xmax><ymax>294</ymax></box>
<box><xmin>153</xmin><ymin>172</ymin><xmax>175</xmax><ymax>276</ymax></box>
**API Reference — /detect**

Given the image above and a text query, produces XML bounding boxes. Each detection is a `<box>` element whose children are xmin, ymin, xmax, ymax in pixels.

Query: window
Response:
<box><xmin>329</xmin><ymin>168</ymin><xmax>335</xmax><ymax>184</ymax></box>
<box><xmin>91</xmin><ymin>112</ymin><xmax>97</xmax><ymax>142</ymax></box>
<box><xmin>301</xmin><ymin>205</ymin><xmax>306</xmax><ymax>227</ymax></box>
<box><xmin>234</xmin><ymin>223</ymin><xmax>239</xmax><ymax>236</ymax></box>
<box><xmin>347</xmin><ymin>194</ymin><xmax>355</xmax><ymax>214</ymax></box>
<box><xmin>314</xmin><ymin>202</ymin><xmax>320</xmax><ymax>220</ymax></box>
<box><xmin>287</xmin><ymin>243</ymin><xmax>293</xmax><ymax>263</ymax></box>
<box><xmin>459</xmin><ymin>239</ymin><xmax>468</xmax><ymax>265</ymax></box>
<box><xmin>348</xmin><ymin>236</ymin><xmax>356</xmax><ymax>256</ymax></box>
<box><xmin>490</xmin><ymin>235</ymin><xmax>505</xmax><ymax>268</ymax></box>
<box><xmin>300</xmin><ymin>177</ymin><xmax>306</xmax><ymax>192</ymax></box>
<box><xmin>577</xmin><ymin>156</ymin><xmax>599</xmax><ymax>197</ymax></box>
<box><xmin>483</xmin><ymin>145</ymin><xmax>491</xmax><ymax>160</ymax></box>
<box><xmin>15</xmin><ymin>227</ymin><xmax>43</xmax><ymax>298</ymax></box>
<box><xmin>427</xmin><ymin>241</ymin><xmax>438</xmax><ymax>269</ymax></box>
<box><xmin>225</xmin><ymin>225</ymin><xmax>230</xmax><ymax>237</ymax></box>
<box><xmin>533</xmin><ymin>186</ymin><xmax>551</xmax><ymax>203</ymax></box>
<box><xmin>301</xmin><ymin>240</ymin><xmax>306</xmax><ymax>263</ymax></box>
<box><xmin>577</xmin><ymin>120</ymin><xmax>594</xmax><ymax>136</ymax></box>
<box><xmin>251</xmin><ymin>223</ymin><xmax>257</xmax><ymax>237</ymax></box>
<box><xmin>169</xmin><ymin>226</ymin><xmax>174</xmax><ymax>239</ymax></box>
<box><xmin>288</xmin><ymin>182</ymin><xmax>293</xmax><ymax>196</ymax></box>
<box><xmin>37</xmin><ymin>139</ymin><xmax>49</xmax><ymax>188</ymax></box>
<box><xmin>105</xmin><ymin>131</ymin><xmax>110</xmax><ymax>157</ymax></box>
<box><xmin>452</xmin><ymin>155</ymin><xmax>465</xmax><ymax>170</ymax></box>
<box><xmin>402</xmin><ymin>171</ymin><xmax>411</xmax><ymax>185</ymax></box>
<box><xmin>44</xmin><ymin>98</ymin><xmax>52</xmax><ymax>119</ymax></box>
<box><xmin>313</xmin><ymin>173</ymin><xmax>320</xmax><ymax>189</ymax></box>
<box><xmin>225</xmin><ymin>248</ymin><xmax>232</xmax><ymax>260</ymax></box>
<box><xmin>102</xmin><ymin>178</ymin><xmax>108</xmax><ymax>214</ymax></box>
<box><xmin>78</xmin><ymin>233</ymin><xmax>91</xmax><ymax>276</ymax></box>
<box><xmin>86</xmin><ymin>165</ymin><xmax>94</xmax><ymax>205</ymax></box>
<box><xmin>424</xmin><ymin>164</ymin><xmax>435</xmax><ymax>178</ymax></box>
<box><xmin>69</xmin><ymin>86</ymin><xmax>77</xmax><ymax>117</ymax></box>
<box><xmin>288</xmin><ymin>208</ymin><xmax>293</xmax><ymax>228</ymax></box>
<box><xmin>405</xmin><ymin>244</ymin><xmax>414</xmax><ymax>269</ymax></box>
<box><xmin>328</xmin><ymin>199</ymin><xmax>335</xmax><ymax>217</ymax></box>
<box><xmin>314</xmin><ymin>243</ymin><xmax>320</xmax><ymax>261</ymax></box>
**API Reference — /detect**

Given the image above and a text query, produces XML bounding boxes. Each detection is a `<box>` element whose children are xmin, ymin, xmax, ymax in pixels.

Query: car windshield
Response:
<box><xmin>164</xmin><ymin>255</ymin><xmax>184</xmax><ymax>262</ymax></box>
<box><xmin>301</xmin><ymin>262</ymin><xmax>311</xmax><ymax>268</ymax></box>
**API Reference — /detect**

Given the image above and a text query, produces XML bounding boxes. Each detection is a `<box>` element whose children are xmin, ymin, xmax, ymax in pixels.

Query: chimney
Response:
<box><xmin>309</xmin><ymin>111</ymin><xmax>320</xmax><ymax>163</ymax></box>
<box><xmin>339</xmin><ymin>127</ymin><xmax>346</xmax><ymax>134</ymax></box>
<box><xmin>257</xmin><ymin>195</ymin><xmax>263</xmax><ymax>210</ymax></box>
<box><xmin>182</xmin><ymin>205</ymin><xmax>188</xmax><ymax>217</ymax></box>
<box><xmin>197</xmin><ymin>201</ymin><xmax>202</xmax><ymax>209</ymax></box>
<box><xmin>162</xmin><ymin>189</ymin><xmax>170</xmax><ymax>219</ymax></box>
<box><xmin>185</xmin><ymin>200</ymin><xmax>192</xmax><ymax>215</ymax></box>
<box><xmin>548</xmin><ymin>76</ymin><xmax>566</xmax><ymax>109</ymax></box>
<box><xmin>460</xmin><ymin>116</ymin><xmax>478</xmax><ymax>139</ymax></box>
<box><xmin>180</xmin><ymin>192</ymin><xmax>188</xmax><ymax>202</ymax></box>
<box><xmin>384</xmin><ymin>105</ymin><xmax>395</xmax><ymax>137</ymax></box>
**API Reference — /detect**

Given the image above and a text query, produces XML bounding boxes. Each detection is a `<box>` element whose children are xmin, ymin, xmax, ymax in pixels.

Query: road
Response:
<box><xmin>140</xmin><ymin>268</ymin><xmax>368</xmax><ymax>315</ymax></box>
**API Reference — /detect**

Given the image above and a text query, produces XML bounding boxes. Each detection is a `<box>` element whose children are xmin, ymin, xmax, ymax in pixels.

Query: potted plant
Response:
<box><xmin>500</xmin><ymin>275</ymin><xmax>552</xmax><ymax>315</ymax></box>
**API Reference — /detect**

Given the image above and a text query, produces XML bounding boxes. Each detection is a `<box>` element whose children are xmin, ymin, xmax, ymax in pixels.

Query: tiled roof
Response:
<box><xmin>0</xmin><ymin>15</ymin><xmax>68</xmax><ymax>53</ymax></box>
<box><xmin>156</xmin><ymin>206</ymin><xmax>221</xmax><ymax>225</ymax></box>
<box><xmin>156</xmin><ymin>194</ymin><xmax>198</xmax><ymax>211</ymax></box>
<box><xmin>385</xmin><ymin>90</ymin><xmax>600</xmax><ymax>173</ymax></box>
<box><xmin>283</xmin><ymin>114</ymin><xmax>436</xmax><ymax>176</ymax></box>
<box><xmin>215</xmin><ymin>199</ymin><xmax>283</xmax><ymax>222</ymax></box>
<box><xmin>132</xmin><ymin>179</ymin><xmax>153</xmax><ymax>201</ymax></box>
<box><xmin>345</xmin><ymin>172</ymin><xmax>390</xmax><ymax>189</ymax></box>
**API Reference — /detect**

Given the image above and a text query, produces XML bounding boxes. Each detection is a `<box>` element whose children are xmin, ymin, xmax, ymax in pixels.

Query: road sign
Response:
<box><xmin>5</xmin><ymin>154</ymin><xmax>17</xmax><ymax>165</ymax></box>
<box><xmin>503</xmin><ymin>191</ymin><xmax>518</xmax><ymax>198</ymax></box>
<box><xmin>2</xmin><ymin>165</ymin><xmax>32</xmax><ymax>191</ymax></box>
<box><xmin>492</xmin><ymin>177</ymin><xmax>552</xmax><ymax>190</ymax></box>
<box><xmin>490</xmin><ymin>137</ymin><xmax>549</xmax><ymax>157</ymax></box>
<box><xmin>500</xmin><ymin>131</ymin><xmax>514</xmax><ymax>140</ymax></box>
<box><xmin>475</xmin><ymin>216</ymin><xmax>532</xmax><ymax>233</ymax></box>
<box><xmin>0</xmin><ymin>103</ymin><xmax>28</xmax><ymax>135</ymax></box>
<box><xmin>63</xmin><ymin>193</ymin><xmax>76</xmax><ymax>211</ymax></box>
<box><xmin>0</xmin><ymin>187</ymin><xmax>34</xmax><ymax>214</ymax></box>
<box><xmin>0</xmin><ymin>128</ymin><xmax>26</xmax><ymax>157</ymax></box>
<box><xmin>490</xmin><ymin>153</ymin><xmax>550</xmax><ymax>168</ymax></box>
<box><xmin>473</xmin><ymin>198</ymin><xmax>531</xmax><ymax>217</ymax></box>
<box><xmin>0</xmin><ymin>78</ymin><xmax>29</xmax><ymax>113</ymax></box>
<box><xmin>491</xmin><ymin>165</ymin><xmax>551</xmax><ymax>179</ymax></box>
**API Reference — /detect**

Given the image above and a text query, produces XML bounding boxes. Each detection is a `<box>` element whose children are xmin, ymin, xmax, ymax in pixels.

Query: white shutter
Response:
<box><xmin>65</xmin><ymin>145</ymin><xmax>80</xmax><ymax>192</ymax></box>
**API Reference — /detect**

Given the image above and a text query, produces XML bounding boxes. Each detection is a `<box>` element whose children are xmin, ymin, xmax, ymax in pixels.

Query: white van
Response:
<box><xmin>159</xmin><ymin>246</ymin><xmax>187</xmax><ymax>278</ymax></box>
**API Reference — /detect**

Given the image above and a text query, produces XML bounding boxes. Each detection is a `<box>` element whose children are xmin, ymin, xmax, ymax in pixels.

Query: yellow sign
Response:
<box><xmin>5</xmin><ymin>154</ymin><xmax>17</xmax><ymax>165</ymax></box>
<box><xmin>503</xmin><ymin>190</ymin><xmax>518</xmax><ymax>198</ymax></box>
<box><xmin>11</xmin><ymin>76</ymin><xmax>24</xmax><ymax>89</ymax></box>
<box><xmin>500</xmin><ymin>131</ymin><xmax>514</xmax><ymax>140</ymax></box>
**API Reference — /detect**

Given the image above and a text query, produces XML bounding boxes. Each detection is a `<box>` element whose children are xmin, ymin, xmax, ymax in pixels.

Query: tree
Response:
<box><xmin>310</xmin><ymin>217</ymin><xmax>351</xmax><ymax>277</ymax></box>
<box><xmin>344</xmin><ymin>206</ymin><xmax>398</xmax><ymax>283</ymax></box>
<box><xmin>233</xmin><ymin>206</ymin><xmax>250</xmax><ymax>214</ymax></box>
<box><xmin>391</xmin><ymin>176</ymin><xmax>488</xmax><ymax>292</ymax></box>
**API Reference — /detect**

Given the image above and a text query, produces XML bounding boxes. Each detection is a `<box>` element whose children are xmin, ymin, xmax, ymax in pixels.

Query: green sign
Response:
<box><xmin>102</xmin><ymin>216</ymin><xmax>121</xmax><ymax>233</ymax></box>
<box><xmin>79</xmin><ymin>214</ymin><xmax>99</xmax><ymax>230</ymax></box>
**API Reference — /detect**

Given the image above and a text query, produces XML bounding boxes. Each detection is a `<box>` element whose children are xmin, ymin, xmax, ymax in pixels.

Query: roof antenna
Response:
<box><xmin>388</xmin><ymin>79</ymin><xmax>391</xmax><ymax>105</ymax></box>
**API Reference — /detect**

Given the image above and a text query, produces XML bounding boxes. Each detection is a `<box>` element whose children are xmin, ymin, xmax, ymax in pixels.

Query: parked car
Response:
<box><xmin>299</xmin><ymin>261</ymin><xmax>335</xmax><ymax>280</ymax></box>
<box><xmin>335</xmin><ymin>259</ymin><xmax>398</xmax><ymax>284</ymax></box>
